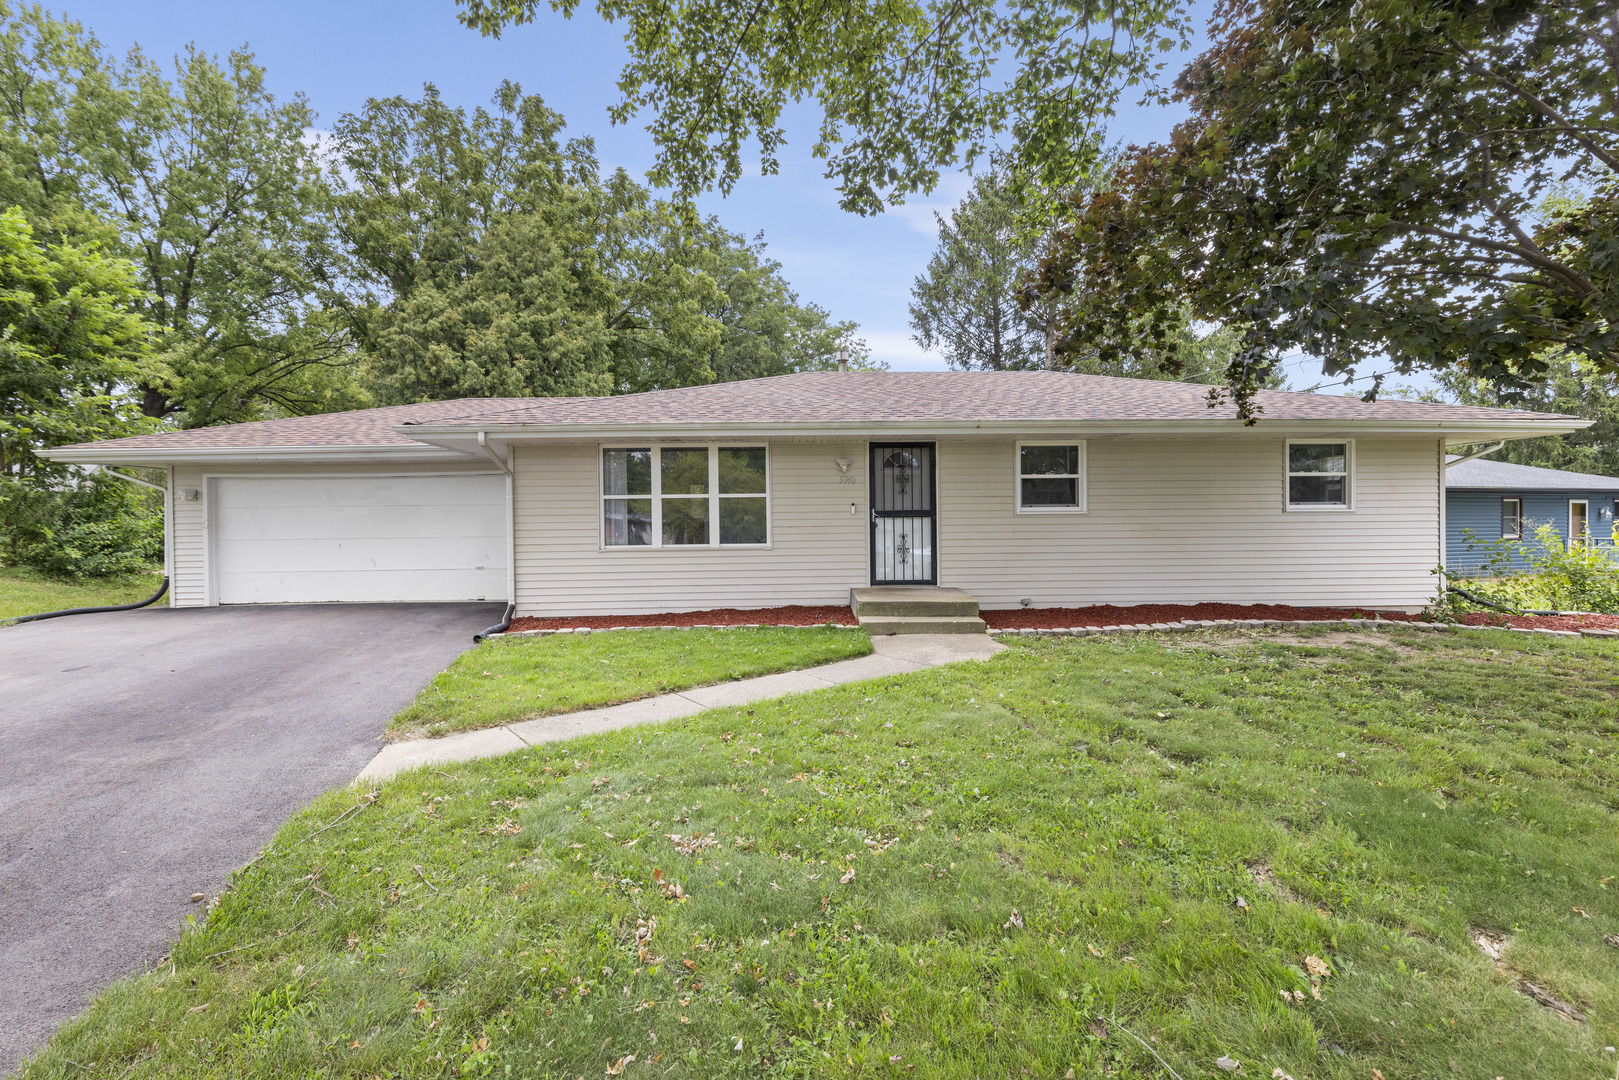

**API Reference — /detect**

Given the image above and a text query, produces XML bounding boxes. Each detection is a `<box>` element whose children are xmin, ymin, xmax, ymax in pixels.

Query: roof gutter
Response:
<box><xmin>1443</xmin><ymin>441</ymin><xmax>1506</xmax><ymax>471</ymax></box>
<box><xmin>397</xmin><ymin>417</ymin><xmax>1591</xmax><ymax>442</ymax></box>
<box><xmin>39</xmin><ymin>443</ymin><xmax>485</xmax><ymax>467</ymax></box>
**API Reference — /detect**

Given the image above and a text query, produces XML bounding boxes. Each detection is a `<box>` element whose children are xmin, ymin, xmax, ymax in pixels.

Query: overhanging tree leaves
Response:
<box><xmin>454</xmin><ymin>0</ymin><xmax>1192</xmax><ymax>214</ymax></box>
<box><xmin>1039</xmin><ymin>0</ymin><xmax>1619</xmax><ymax>421</ymax></box>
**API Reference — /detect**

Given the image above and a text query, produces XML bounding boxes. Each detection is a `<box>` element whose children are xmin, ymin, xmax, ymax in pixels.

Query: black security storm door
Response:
<box><xmin>869</xmin><ymin>443</ymin><xmax>936</xmax><ymax>585</ymax></box>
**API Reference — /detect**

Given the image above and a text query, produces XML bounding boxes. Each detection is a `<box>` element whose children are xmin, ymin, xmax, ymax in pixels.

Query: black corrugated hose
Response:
<box><xmin>1445</xmin><ymin>583</ymin><xmax>1560</xmax><ymax>617</ymax></box>
<box><xmin>8</xmin><ymin>576</ymin><xmax>170</xmax><ymax>625</ymax></box>
<box><xmin>474</xmin><ymin>602</ymin><xmax>516</xmax><ymax>643</ymax></box>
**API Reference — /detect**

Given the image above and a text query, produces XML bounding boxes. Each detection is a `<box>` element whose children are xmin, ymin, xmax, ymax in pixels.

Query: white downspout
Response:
<box><xmin>476</xmin><ymin>431</ymin><xmax>512</xmax><ymax>476</ymax></box>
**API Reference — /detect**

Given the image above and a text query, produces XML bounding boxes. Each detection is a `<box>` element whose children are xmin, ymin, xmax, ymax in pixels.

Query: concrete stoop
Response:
<box><xmin>851</xmin><ymin>586</ymin><xmax>987</xmax><ymax>635</ymax></box>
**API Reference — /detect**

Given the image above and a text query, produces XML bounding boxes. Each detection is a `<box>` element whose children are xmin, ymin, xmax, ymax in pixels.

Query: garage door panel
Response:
<box><xmin>213</xmin><ymin>475</ymin><xmax>507</xmax><ymax>604</ymax></box>
<box><xmin>214</xmin><ymin>503</ymin><xmax>507</xmax><ymax>542</ymax></box>
<box><xmin>216</xmin><ymin>476</ymin><xmax>507</xmax><ymax>510</ymax></box>
<box><xmin>218</xmin><ymin>569</ymin><xmax>504</xmax><ymax>604</ymax></box>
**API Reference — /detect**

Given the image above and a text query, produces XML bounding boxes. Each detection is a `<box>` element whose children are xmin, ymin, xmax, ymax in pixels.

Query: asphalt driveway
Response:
<box><xmin>0</xmin><ymin>602</ymin><xmax>502</xmax><ymax>1073</ymax></box>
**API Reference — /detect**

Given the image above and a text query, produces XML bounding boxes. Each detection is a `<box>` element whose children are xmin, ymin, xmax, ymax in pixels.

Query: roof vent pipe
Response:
<box><xmin>835</xmin><ymin>348</ymin><xmax>849</xmax><ymax>373</ymax></box>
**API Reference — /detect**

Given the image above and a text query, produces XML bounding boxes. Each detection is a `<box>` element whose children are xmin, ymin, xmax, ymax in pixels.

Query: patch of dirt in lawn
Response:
<box><xmin>1169</xmin><ymin>629</ymin><xmax>1424</xmax><ymax>655</ymax></box>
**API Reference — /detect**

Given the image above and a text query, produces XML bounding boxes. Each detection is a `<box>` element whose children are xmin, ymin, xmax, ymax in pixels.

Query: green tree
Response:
<box><xmin>333</xmin><ymin>83</ymin><xmax>865</xmax><ymax>402</ymax></box>
<box><xmin>0</xmin><ymin>5</ymin><xmax>364</xmax><ymax>427</ymax></box>
<box><xmin>1441</xmin><ymin>354</ymin><xmax>1619</xmax><ymax>477</ymax></box>
<box><xmin>912</xmin><ymin>168</ymin><xmax>1246</xmax><ymax>383</ymax></box>
<box><xmin>366</xmin><ymin>211</ymin><xmax>615</xmax><ymax>401</ymax></box>
<box><xmin>910</xmin><ymin>171</ymin><xmax>1053</xmax><ymax>371</ymax></box>
<box><xmin>0</xmin><ymin>205</ymin><xmax>164</xmax><ymax>571</ymax></box>
<box><xmin>455</xmin><ymin>0</ymin><xmax>1191</xmax><ymax>215</ymax></box>
<box><xmin>1037</xmin><ymin>0</ymin><xmax>1619</xmax><ymax>421</ymax></box>
<box><xmin>616</xmin><ymin>222</ymin><xmax>869</xmax><ymax>394</ymax></box>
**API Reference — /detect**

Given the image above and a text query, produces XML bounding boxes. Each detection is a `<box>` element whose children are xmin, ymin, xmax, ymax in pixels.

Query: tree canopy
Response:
<box><xmin>332</xmin><ymin>83</ymin><xmax>867</xmax><ymax>404</ymax></box>
<box><xmin>1037</xmin><ymin>0</ymin><xmax>1619</xmax><ymax>420</ymax></box>
<box><xmin>454</xmin><ymin>0</ymin><xmax>1191</xmax><ymax>214</ymax></box>
<box><xmin>0</xmin><ymin>7</ymin><xmax>362</xmax><ymax>427</ymax></box>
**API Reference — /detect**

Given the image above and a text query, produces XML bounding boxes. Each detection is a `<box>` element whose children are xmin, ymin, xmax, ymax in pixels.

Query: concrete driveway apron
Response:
<box><xmin>0</xmin><ymin>602</ymin><xmax>500</xmax><ymax>1073</ymax></box>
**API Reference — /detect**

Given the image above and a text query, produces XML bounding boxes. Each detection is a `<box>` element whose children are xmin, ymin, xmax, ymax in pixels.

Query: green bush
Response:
<box><xmin>1443</xmin><ymin>522</ymin><xmax>1619</xmax><ymax>614</ymax></box>
<box><xmin>0</xmin><ymin>472</ymin><xmax>163</xmax><ymax>579</ymax></box>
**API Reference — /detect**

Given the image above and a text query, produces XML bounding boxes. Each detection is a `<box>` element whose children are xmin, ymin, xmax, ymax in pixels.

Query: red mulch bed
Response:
<box><xmin>508</xmin><ymin>601</ymin><xmax>1619</xmax><ymax>634</ymax></box>
<box><xmin>508</xmin><ymin>605</ymin><xmax>858</xmax><ymax>631</ymax></box>
<box><xmin>1446</xmin><ymin>611</ymin><xmax>1619</xmax><ymax>631</ymax></box>
<box><xmin>982</xmin><ymin>604</ymin><xmax>1619</xmax><ymax>632</ymax></box>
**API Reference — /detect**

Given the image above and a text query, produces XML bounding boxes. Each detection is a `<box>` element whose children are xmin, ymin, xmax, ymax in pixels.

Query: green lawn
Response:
<box><xmin>387</xmin><ymin>627</ymin><xmax>874</xmax><ymax>740</ymax></box>
<box><xmin>0</xmin><ymin>567</ymin><xmax>163</xmax><ymax>622</ymax></box>
<box><xmin>20</xmin><ymin>627</ymin><xmax>1619</xmax><ymax>1079</ymax></box>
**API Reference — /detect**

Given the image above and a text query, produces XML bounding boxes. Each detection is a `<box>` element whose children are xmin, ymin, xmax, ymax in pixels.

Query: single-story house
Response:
<box><xmin>1445</xmin><ymin>456</ymin><xmax>1619</xmax><ymax>573</ymax></box>
<box><xmin>43</xmin><ymin>371</ymin><xmax>1585</xmax><ymax>615</ymax></box>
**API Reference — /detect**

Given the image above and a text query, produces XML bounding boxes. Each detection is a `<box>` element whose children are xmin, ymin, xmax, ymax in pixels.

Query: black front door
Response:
<box><xmin>869</xmin><ymin>443</ymin><xmax>936</xmax><ymax>584</ymax></box>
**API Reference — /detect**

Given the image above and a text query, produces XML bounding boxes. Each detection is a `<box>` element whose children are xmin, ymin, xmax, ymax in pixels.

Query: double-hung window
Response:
<box><xmin>1500</xmin><ymin>497</ymin><xmax>1522</xmax><ymax>540</ymax></box>
<box><xmin>1286</xmin><ymin>441</ymin><xmax>1351</xmax><ymax>509</ymax></box>
<box><xmin>1016</xmin><ymin>442</ymin><xmax>1086</xmax><ymax>512</ymax></box>
<box><xmin>602</xmin><ymin>445</ymin><xmax>769</xmax><ymax>547</ymax></box>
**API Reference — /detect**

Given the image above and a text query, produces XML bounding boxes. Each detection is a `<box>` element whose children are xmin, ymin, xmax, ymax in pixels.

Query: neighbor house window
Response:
<box><xmin>1286</xmin><ymin>441</ymin><xmax>1351</xmax><ymax>509</ymax></box>
<box><xmin>602</xmin><ymin>446</ymin><xmax>769</xmax><ymax>547</ymax></box>
<box><xmin>1017</xmin><ymin>442</ymin><xmax>1086</xmax><ymax>512</ymax></box>
<box><xmin>1570</xmin><ymin>500</ymin><xmax>1589</xmax><ymax>545</ymax></box>
<box><xmin>1501</xmin><ymin>497</ymin><xmax>1522</xmax><ymax>540</ymax></box>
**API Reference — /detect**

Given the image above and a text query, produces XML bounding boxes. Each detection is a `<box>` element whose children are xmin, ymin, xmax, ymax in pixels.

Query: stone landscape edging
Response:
<box><xmin>488</xmin><ymin>617</ymin><xmax>1617</xmax><ymax>640</ymax></box>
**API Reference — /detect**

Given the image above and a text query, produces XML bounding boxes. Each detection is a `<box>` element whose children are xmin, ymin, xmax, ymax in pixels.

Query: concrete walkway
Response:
<box><xmin>356</xmin><ymin>633</ymin><xmax>1006</xmax><ymax>783</ymax></box>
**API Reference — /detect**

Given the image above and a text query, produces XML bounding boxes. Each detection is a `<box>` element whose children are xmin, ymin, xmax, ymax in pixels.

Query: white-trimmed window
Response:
<box><xmin>602</xmin><ymin>445</ymin><xmax>769</xmax><ymax>548</ymax></box>
<box><xmin>1286</xmin><ymin>441</ymin><xmax>1352</xmax><ymax>509</ymax></box>
<box><xmin>1570</xmin><ymin>499</ymin><xmax>1589</xmax><ymax>545</ymax></box>
<box><xmin>1016</xmin><ymin>442</ymin><xmax>1086</xmax><ymax>512</ymax></box>
<box><xmin>1501</xmin><ymin>497</ymin><xmax>1522</xmax><ymax>540</ymax></box>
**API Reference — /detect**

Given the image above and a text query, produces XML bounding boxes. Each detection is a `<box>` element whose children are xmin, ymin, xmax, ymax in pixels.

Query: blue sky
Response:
<box><xmin>60</xmin><ymin>0</ymin><xmax>1369</xmax><ymax>391</ymax></box>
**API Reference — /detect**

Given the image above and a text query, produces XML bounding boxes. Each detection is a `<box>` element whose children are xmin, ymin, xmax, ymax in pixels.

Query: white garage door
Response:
<box><xmin>213</xmin><ymin>474</ymin><xmax>508</xmax><ymax>604</ymax></box>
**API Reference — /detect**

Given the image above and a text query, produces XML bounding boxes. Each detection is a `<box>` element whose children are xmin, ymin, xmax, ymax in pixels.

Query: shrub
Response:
<box><xmin>1443</xmin><ymin>523</ymin><xmax>1619</xmax><ymax>614</ymax></box>
<box><xmin>0</xmin><ymin>472</ymin><xmax>163</xmax><ymax>579</ymax></box>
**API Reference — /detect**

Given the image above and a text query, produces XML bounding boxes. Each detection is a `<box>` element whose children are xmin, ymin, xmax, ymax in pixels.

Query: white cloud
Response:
<box><xmin>884</xmin><ymin>173</ymin><xmax>973</xmax><ymax>237</ymax></box>
<box><xmin>860</xmin><ymin>330</ymin><xmax>949</xmax><ymax>371</ymax></box>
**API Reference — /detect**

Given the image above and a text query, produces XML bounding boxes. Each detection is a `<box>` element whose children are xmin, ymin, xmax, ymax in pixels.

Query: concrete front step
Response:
<box><xmin>850</xmin><ymin>586</ymin><xmax>981</xmax><ymax>618</ymax></box>
<box><xmin>859</xmin><ymin>615</ymin><xmax>989</xmax><ymax>636</ymax></box>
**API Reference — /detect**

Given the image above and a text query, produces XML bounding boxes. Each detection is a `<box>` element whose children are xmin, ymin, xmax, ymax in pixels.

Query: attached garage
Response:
<box><xmin>210</xmin><ymin>473</ymin><xmax>508</xmax><ymax>604</ymax></box>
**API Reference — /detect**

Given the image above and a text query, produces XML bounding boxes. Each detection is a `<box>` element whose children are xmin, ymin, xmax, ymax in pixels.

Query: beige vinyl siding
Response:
<box><xmin>168</xmin><ymin>461</ymin><xmax>499</xmax><ymax>607</ymax></box>
<box><xmin>937</xmin><ymin>438</ymin><xmax>1441</xmax><ymax>611</ymax></box>
<box><xmin>513</xmin><ymin>442</ymin><xmax>867</xmax><ymax>616</ymax></box>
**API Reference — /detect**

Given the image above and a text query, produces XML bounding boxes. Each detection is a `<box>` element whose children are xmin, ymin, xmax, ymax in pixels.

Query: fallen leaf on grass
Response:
<box><xmin>1572</xmin><ymin>907</ymin><xmax>1590</xmax><ymax>918</ymax></box>
<box><xmin>839</xmin><ymin>867</ymin><xmax>856</xmax><ymax>885</ymax></box>
<box><xmin>1003</xmin><ymin>908</ymin><xmax>1024</xmax><ymax>930</ymax></box>
<box><xmin>1304</xmin><ymin>955</ymin><xmax>1331</xmax><ymax>979</ymax></box>
<box><xmin>665</xmin><ymin>833</ymin><xmax>717</xmax><ymax>856</ymax></box>
<box><xmin>1216</xmin><ymin>1055</ymin><xmax>1240</xmax><ymax>1071</ymax></box>
<box><xmin>605</xmin><ymin>1054</ymin><xmax>636</xmax><ymax>1075</ymax></box>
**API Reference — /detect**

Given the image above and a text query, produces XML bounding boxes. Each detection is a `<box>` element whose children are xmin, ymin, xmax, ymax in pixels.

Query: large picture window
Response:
<box><xmin>602</xmin><ymin>446</ymin><xmax>769</xmax><ymax>547</ymax></box>
<box><xmin>1016</xmin><ymin>442</ymin><xmax>1086</xmax><ymax>512</ymax></box>
<box><xmin>1286</xmin><ymin>441</ymin><xmax>1352</xmax><ymax>509</ymax></box>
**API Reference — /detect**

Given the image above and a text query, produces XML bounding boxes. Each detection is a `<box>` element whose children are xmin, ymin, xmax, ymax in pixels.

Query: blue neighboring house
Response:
<box><xmin>1446</xmin><ymin>457</ymin><xmax>1619</xmax><ymax>573</ymax></box>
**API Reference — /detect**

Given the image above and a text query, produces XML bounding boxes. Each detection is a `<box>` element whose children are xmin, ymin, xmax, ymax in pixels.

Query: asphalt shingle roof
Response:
<box><xmin>406</xmin><ymin>371</ymin><xmax>1575</xmax><ymax>428</ymax></box>
<box><xmin>54</xmin><ymin>372</ymin><xmax>1577</xmax><ymax>452</ymax></box>
<box><xmin>1446</xmin><ymin>457</ymin><xmax>1619</xmax><ymax>492</ymax></box>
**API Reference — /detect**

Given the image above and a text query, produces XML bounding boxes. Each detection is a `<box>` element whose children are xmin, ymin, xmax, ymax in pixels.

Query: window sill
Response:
<box><xmin>1284</xmin><ymin>503</ymin><xmax>1354</xmax><ymax>512</ymax></box>
<box><xmin>598</xmin><ymin>543</ymin><xmax>775</xmax><ymax>552</ymax></box>
<box><xmin>1015</xmin><ymin>505</ymin><xmax>1087</xmax><ymax>515</ymax></box>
